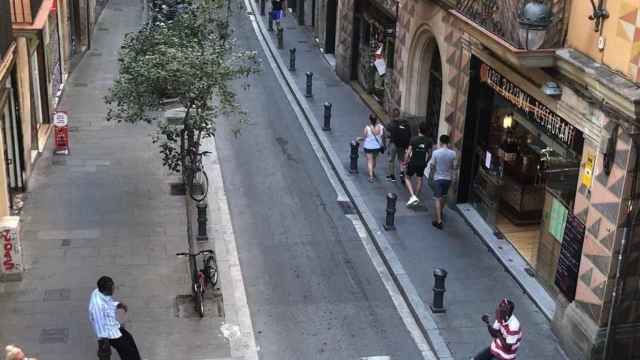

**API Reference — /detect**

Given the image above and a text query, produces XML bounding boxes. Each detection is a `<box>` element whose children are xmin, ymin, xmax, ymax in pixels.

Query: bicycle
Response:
<box><xmin>184</xmin><ymin>148</ymin><xmax>211</xmax><ymax>202</ymax></box>
<box><xmin>176</xmin><ymin>249</ymin><xmax>218</xmax><ymax>317</ymax></box>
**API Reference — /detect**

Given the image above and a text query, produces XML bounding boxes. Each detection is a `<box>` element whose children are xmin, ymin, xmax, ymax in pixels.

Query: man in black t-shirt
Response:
<box><xmin>403</xmin><ymin>122</ymin><xmax>432</xmax><ymax>207</ymax></box>
<box><xmin>386</xmin><ymin>108</ymin><xmax>412</xmax><ymax>182</ymax></box>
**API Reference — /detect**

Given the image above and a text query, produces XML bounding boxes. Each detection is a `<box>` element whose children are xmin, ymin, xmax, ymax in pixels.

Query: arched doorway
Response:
<box><xmin>404</xmin><ymin>26</ymin><xmax>443</xmax><ymax>141</ymax></box>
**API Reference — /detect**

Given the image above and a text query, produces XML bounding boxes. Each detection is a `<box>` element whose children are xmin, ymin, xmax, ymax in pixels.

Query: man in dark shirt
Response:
<box><xmin>403</xmin><ymin>122</ymin><xmax>432</xmax><ymax>206</ymax></box>
<box><xmin>386</xmin><ymin>108</ymin><xmax>412</xmax><ymax>182</ymax></box>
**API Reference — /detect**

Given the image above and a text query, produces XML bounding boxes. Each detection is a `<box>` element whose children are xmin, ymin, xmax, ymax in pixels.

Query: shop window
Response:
<box><xmin>469</xmin><ymin>97</ymin><xmax>581</xmax><ymax>268</ymax></box>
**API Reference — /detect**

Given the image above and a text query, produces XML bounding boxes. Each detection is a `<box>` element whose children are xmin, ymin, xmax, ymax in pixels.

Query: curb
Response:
<box><xmin>244</xmin><ymin>2</ymin><xmax>453</xmax><ymax>359</ymax></box>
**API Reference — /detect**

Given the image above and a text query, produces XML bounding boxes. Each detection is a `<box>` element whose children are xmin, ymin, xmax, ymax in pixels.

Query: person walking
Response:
<box><xmin>403</xmin><ymin>122</ymin><xmax>432</xmax><ymax>206</ymax></box>
<box><xmin>4</xmin><ymin>345</ymin><xmax>37</xmax><ymax>360</ymax></box>
<box><xmin>426</xmin><ymin>134</ymin><xmax>456</xmax><ymax>229</ymax></box>
<box><xmin>89</xmin><ymin>276</ymin><xmax>142</xmax><ymax>360</ymax></box>
<box><xmin>271</xmin><ymin>0</ymin><xmax>285</xmax><ymax>28</ymax></box>
<box><xmin>385</xmin><ymin>108</ymin><xmax>412</xmax><ymax>182</ymax></box>
<box><xmin>471</xmin><ymin>298</ymin><xmax>523</xmax><ymax>360</ymax></box>
<box><xmin>360</xmin><ymin>114</ymin><xmax>385</xmax><ymax>183</ymax></box>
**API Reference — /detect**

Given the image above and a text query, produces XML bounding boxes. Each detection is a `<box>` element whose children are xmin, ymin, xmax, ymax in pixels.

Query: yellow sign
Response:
<box><xmin>582</xmin><ymin>152</ymin><xmax>595</xmax><ymax>188</ymax></box>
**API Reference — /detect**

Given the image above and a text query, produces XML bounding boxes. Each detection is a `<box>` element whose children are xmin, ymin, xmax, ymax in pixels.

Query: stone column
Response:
<box><xmin>14</xmin><ymin>37</ymin><xmax>33</xmax><ymax>181</ymax></box>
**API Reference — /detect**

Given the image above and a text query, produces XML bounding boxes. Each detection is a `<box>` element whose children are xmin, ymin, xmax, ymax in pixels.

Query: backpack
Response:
<box><xmin>392</xmin><ymin>120</ymin><xmax>412</xmax><ymax>148</ymax></box>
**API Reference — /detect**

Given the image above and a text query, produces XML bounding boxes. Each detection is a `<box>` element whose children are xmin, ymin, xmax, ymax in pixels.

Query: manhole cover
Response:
<box><xmin>44</xmin><ymin>288</ymin><xmax>71</xmax><ymax>302</ymax></box>
<box><xmin>51</xmin><ymin>159</ymin><xmax>67</xmax><ymax>166</ymax></box>
<box><xmin>73</xmin><ymin>82</ymin><xmax>89</xmax><ymax>87</ymax></box>
<box><xmin>61</xmin><ymin>239</ymin><xmax>71</xmax><ymax>247</ymax></box>
<box><xmin>98</xmin><ymin>27</ymin><xmax>109</xmax><ymax>31</ymax></box>
<box><xmin>169</xmin><ymin>182</ymin><xmax>186</xmax><ymax>196</ymax></box>
<box><xmin>112</xmin><ymin>7</ymin><xmax>124</xmax><ymax>11</ymax></box>
<box><xmin>88</xmin><ymin>51</ymin><xmax>103</xmax><ymax>57</ymax></box>
<box><xmin>325</xmin><ymin>81</ymin><xmax>340</xmax><ymax>87</ymax></box>
<box><xmin>337</xmin><ymin>200</ymin><xmax>355</xmax><ymax>215</ymax></box>
<box><xmin>39</xmin><ymin>328</ymin><xmax>69</xmax><ymax>344</ymax></box>
<box><xmin>298</xmin><ymin>40</ymin><xmax>308</xmax><ymax>43</ymax></box>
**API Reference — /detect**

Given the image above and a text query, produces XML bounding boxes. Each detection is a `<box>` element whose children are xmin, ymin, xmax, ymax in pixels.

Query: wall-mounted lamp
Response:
<box><xmin>518</xmin><ymin>1</ymin><xmax>552</xmax><ymax>50</ymax></box>
<box><xmin>588</xmin><ymin>0</ymin><xmax>609</xmax><ymax>33</ymax></box>
<box><xmin>600</xmin><ymin>123</ymin><xmax>618</xmax><ymax>176</ymax></box>
<box><xmin>542</xmin><ymin>81</ymin><xmax>562</xmax><ymax>97</ymax></box>
<box><xmin>503</xmin><ymin>114</ymin><xmax>513</xmax><ymax>129</ymax></box>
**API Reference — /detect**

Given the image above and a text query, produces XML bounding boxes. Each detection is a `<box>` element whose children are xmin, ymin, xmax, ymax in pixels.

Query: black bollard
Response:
<box><xmin>289</xmin><ymin>48</ymin><xmax>296</xmax><ymax>71</ymax></box>
<box><xmin>260</xmin><ymin>0</ymin><xmax>265</xmax><ymax>16</ymax></box>
<box><xmin>322</xmin><ymin>102</ymin><xmax>332</xmax><ymax>131</ymax></box>
<box><xmin>430</xmin><ymin>268</ymin><xmax>448</xmax><ymax>313</ymax></box>
<box><xmin>197</xmin><ymin>202</ymin><xmax>208</xmax><ymax>241</ymax></box>
<box><xmin>349</xmin><ymin>141</ymin><xmax>359</xmax><ymax>174</ymax></box>
<box><xmin>305</xmin><ymin>72</ymin><xmax>313</xmax><ymax>97</ymax></box>
<box><xmin>268</xmin><ymin>12</ymin><xmax>274</xmax><ymax>32</ymax></box>
<box><xmin>277</xmin><ymin>27</ymin><xmax>284</xmax><ymax>49</ymax></box>
<box><xmin>383</xmin><ymin>193</ymin><xmax>398</xmax><ymax>231</ymax></box>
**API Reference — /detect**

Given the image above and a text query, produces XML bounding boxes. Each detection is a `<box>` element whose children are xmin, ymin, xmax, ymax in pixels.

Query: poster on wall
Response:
<box><xmin>582</xmin><ymin>152</ymin><xmax>595</xmax><ymax>188</ymax></box>
<box><xmin>549</xmin><ymin>198</ymin><xmax>568</xmax><ymax>241</ymax></box>
<box><xmin>554</xmin><ymin>213</ymin><xmax>585</xmax><ymax>302</ymax></box>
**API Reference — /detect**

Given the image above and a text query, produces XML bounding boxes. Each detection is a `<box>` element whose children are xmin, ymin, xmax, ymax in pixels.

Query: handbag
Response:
<box><xmin>370</xmin><ymin>125</ymin><xmax>386</xmax><ymax>154</ymax></box>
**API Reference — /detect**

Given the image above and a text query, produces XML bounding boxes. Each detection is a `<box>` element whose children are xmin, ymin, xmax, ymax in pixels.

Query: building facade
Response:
<box><xmin>326</xmin><ymin>0</ymin><xmax>640</xmax><ymax>358</ymax></box>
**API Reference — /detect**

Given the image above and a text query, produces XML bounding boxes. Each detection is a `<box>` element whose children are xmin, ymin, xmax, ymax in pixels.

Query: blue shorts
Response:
<box><xmin>271</xmin><ymin>10</ymin><xmax>283</xmax><ymax>21</ymax></box>
<box><xmin>433</xmin><ymin>179</ymin><xmax>451</xmax><ymax>198</ymax></box>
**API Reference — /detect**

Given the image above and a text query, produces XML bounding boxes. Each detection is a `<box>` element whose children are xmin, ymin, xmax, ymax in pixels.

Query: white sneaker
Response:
<box><xmin>406</xmin><ymin>195</ymin><xmax>419</xmax><ymax>206</ymax></box>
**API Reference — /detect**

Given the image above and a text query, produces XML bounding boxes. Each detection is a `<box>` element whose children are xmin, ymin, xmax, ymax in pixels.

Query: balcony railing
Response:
<box><xmin>455</xmin><ymin>0</ymin><xmax>567</xmax><ymax>50</ymax></box>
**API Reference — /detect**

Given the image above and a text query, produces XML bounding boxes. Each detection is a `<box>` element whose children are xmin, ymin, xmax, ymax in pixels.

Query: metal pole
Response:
<box><xmin>322</xmin><ymin>102</ymin><xmax>332</xmax><ymax>131</ymax></box>
<box><xmin>430</xmin><ymin>268</ymin><xmax>447</xmax><ymax>313</ymax></box>
<box><xmin>305</xmin><ymin>72</ymin><xmax>313</xmax><ymax>98</ymax></box>
<box><xmin>277</xmin><ymin>27</ymin><xmax>284</xmax><ymax>49</ymax></box>
<box><xmin>383</xmin><ymin>193</ymin><xmax>397</xmax><ymax>230</ymax></box>
<box><xmin>289</xmin><ymin>48</ymin><xmax>296</xmax><ymax>71</ymax></box>
<box><xmin>349</xmin><ymin>141</ymin><xmax>359</xmax><ymax>174</ymax></box>
<box><xmin>196</xmin><ymin>202</ymin><xmax>208</xmax><ymax>241</ymax></box>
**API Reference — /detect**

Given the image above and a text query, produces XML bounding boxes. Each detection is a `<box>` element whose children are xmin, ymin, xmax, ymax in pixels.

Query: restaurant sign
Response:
<box><xmin>480</xmin><ymin>64</ymin><xmax>583</xmax><ymax>153</ymax></box>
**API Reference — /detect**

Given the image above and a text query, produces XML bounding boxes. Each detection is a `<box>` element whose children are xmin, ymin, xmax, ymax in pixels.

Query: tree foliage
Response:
<box><xmin>105</xmin><ymin>0</ymin><xmax>260</xmax><ymax>173</ymax></box>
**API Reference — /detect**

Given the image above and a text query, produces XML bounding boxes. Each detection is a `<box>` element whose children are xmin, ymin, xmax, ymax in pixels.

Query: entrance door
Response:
<box><xmin>325</xmin><ymin>0</ymin><xmax>337</xmax><ymax>53</ymax></box>
<box><xmin>1</xmin><ymin>76</ymin><xmax>25</xmax><ymax>205</ymax></box>
<box><xmin>425</xmin><ymin>46</ymin><xmax>442</xmax><ymax>142</ymax></box>
<box><xmin>69</xmin><ymin>0</ymin><xmax>81</xmax><ymax>56</ymax></box>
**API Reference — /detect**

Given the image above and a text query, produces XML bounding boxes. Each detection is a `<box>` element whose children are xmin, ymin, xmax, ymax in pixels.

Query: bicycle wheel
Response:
<box><xmin>204</xmin><ymin>255</ymin><xmax>219</xmax><ymax>287</ymax></box>
<box><xmin>190</xmin><ymin>169</ymin><xmax>209</xmax><ymax>202</ymax></box>
<box><xmin>194</xmin><ymin>275</ymin><xmax>205</xmax><ymax>317</ymax></box>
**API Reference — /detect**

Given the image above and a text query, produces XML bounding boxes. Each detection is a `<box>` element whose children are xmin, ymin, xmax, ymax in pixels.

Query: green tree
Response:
<box><xmin>105</xmin><ymin>0</ymin><xmax>259</xmax><ymax>173</ymax></box>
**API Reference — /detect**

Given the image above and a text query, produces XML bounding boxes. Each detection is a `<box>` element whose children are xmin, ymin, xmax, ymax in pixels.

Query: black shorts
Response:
<box><xmin>364</xmin><ymin>148</ymin><xmax>381</xmax><ymax>155</ymax></box>
<box><xmin>406</xmin><ymin>163</ymin><xmax>426</xmax><ymax>177</ymax></box>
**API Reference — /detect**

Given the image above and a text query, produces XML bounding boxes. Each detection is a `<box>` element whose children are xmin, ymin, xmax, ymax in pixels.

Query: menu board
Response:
<box><xmin>549</xmin><ymin>198</ymin><xmax>568</xmax><ymax>242</ymax></box>
<box><xmin>554</xmin><ymin>213</ymin><xmax>585</xmax><ymax>302</ymax></box>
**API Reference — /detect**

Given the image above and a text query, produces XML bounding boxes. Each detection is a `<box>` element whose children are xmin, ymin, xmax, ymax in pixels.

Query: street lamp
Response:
<box><xmin>518</xmin><ymin>1</ymin><xmax>552</xmax><ymax>50</ymax></box>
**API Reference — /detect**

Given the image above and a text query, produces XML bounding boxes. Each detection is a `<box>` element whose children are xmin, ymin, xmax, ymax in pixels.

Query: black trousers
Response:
<box><xmin>473</xmin><ymin>346</ymin><xmax>497</xmax><ymax>360</ymax></box>
<box><xmin>97</xmin><ymin>327</ymin><xmax>142</xmax><ymax>360</ymax></box>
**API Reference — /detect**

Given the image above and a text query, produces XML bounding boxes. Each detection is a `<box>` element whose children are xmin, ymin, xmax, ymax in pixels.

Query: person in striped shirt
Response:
<box><xmin>89</xmin><ymin>276</ymin><xmax>142</xmax><ymax>360</ymax></box>
<box><xmin>472</xmin><ymin>298</ymin><xmax>523</xmax><ymax>360</ymax></box>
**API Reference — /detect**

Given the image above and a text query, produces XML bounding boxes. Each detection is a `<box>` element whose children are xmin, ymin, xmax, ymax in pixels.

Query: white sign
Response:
<box><xmin>0</xmin><ymin>216</ymin><xmax>22</xmax><ymax>280</ymax></box>
<box><xmin>53</xmin><ymin>112</ymin><xmax>68</xmax><ymax>127</ymax></box>
<box><xmin>374</xmin><ymin>59</ymin><xmax>386</xmax><ymax>75</ymax></box>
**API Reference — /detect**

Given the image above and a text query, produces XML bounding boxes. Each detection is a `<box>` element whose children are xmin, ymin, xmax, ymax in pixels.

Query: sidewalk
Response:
<box><xmin>253</xmin><ymin>9</ymin><xmax>567</xmax><ymax>360</ymax></box>
<box><xmin>0</xmin><ymin>1</ymin><xmax>230</xmax><ymax>359</ymax></box>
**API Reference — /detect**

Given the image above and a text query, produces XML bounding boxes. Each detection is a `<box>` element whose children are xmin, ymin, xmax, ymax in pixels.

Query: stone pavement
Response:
<box><xmin>0</xmin><ymin>1</ymin><xmax>231</xmax><ymax>359</ymax></box>
<box><xmin>252</xmin><ymin>8</ymin><xmax>569</xmax><ymax>360</ymax></box>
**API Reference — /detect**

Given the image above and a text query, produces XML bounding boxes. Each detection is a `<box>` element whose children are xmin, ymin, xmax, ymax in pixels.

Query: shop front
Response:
<box><xmin>352</xmin><ymin>0</ymin><xmax>395</xmax><ymax>105</ymax></box>
<box><xmin>460</xmin><ymin>56</ymin><xmax>587</xmax><ymax>298</ymax></box>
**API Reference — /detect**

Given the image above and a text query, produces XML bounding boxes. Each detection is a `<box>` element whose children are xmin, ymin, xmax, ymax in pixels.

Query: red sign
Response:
<box><xmin>53</xmin><ymin>112</ymin><xmax>69</xmax><ymax>154</ymax></box>
<box><xmin>2</xmin><ymin>230</ymin><xmax>14</xmax><ymax>272</ymax></box>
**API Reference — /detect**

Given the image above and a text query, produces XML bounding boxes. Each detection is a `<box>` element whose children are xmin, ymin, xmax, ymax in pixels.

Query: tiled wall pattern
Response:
<box><xmin>573</xmin><ymin>121</ymin><xmax>634</xmax><ymax>326</ymax></box>
<box><xmin>617</xmin><ymin>1</ymin><xmax>640</xmax><ymax>82</ymax></box>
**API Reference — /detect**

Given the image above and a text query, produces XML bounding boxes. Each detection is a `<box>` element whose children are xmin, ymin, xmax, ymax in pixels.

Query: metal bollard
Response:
<box><xmin>383</xmin><ymin>193</ymin><xmax>397</xmax><ymax>231</ymax></box>
<box><xmin>322</xmin><ymin>102</ymin><xmax>332</xmax><ymax>131</ymax></box>
<box><xmin>289</xmin><ymin>48</ymin><xmax>296</xmax><ymax>71</ymax></box>
<box><xmin>430</xmin><ymin>268</ymin><xmax>448</xmax><ymax>313</ymax></box>
<box><xmin>260</xmin><ymin>0</ymin><xmax>265</xmax><ymax>16</ymax></box>
<box><xmin>349</xmin><ymin>141</ymin><xmax>359</xmax><ymax>174</ymax></box>
<box><xmin>305</xmin><ymin>72</ymin><xmax>313</xmax><ymax>97</ymax></box>
<box><xmin>277</xmin><ymin>27</ymin><xmax>284</xmax><ymax>49</ymax></box>
<box><xmin>196</xmin><ymin>202</ymin><xmax>208</xmax><ymax>241</ymax></box>
<box><xmin>268</xmin><ymin>12</ymin><xmax>274</xmax><ymax>32</ymax></box>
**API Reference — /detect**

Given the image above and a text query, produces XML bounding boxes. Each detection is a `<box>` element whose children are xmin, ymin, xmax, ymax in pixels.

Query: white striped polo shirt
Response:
<box><xmin>88</xmin><ymin>288</ymin><xmax>122</xmax><ymax>339</ymax></box>
<box><xmin>490</xmin><ymin>314</ymin><xmax>523</xmax><ymax>360</ymax></box>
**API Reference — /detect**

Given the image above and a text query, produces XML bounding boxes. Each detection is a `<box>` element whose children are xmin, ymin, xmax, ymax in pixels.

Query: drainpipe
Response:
<box><xmin>602</xmin><ymin>134</ymin><xmax>640</xmax><ymax>360</ymax></box>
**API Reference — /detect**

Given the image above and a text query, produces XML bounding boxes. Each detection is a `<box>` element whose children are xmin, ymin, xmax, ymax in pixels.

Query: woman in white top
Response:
<box><xmin>360</xmin><ymin>114</ymin><xmax>384</xmax><ymax>182</ymax></box>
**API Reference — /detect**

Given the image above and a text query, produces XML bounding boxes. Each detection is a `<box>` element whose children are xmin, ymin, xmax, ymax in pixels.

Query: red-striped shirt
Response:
<box><xmin>490</xmin><ymin>315</ymin><xmax>523</xmax><ymax>360</ymax></box>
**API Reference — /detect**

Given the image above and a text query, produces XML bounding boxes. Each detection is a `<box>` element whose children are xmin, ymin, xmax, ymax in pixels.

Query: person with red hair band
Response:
<box><xmin>471</xmin><ymin>298</ymin><xmax>523</xmax><ymax>360</ymax></box>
